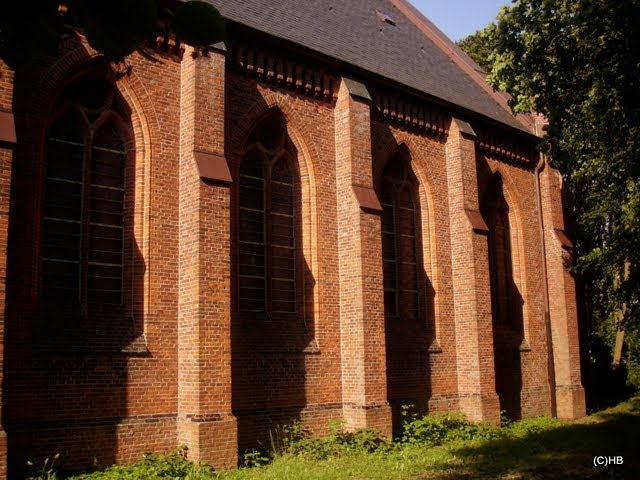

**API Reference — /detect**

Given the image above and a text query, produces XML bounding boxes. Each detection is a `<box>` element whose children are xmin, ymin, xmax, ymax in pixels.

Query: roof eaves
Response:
<box><xmin>388</xmin><ymin>0</ymin><xmax>537</xmax><ymax>135</ymax></box>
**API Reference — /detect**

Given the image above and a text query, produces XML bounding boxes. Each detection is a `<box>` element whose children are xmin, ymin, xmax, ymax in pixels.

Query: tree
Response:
<box><xmin>464</xmin><ymin>0</ymin><xmax>640</xmax><ymax>396</ymax></box>
<box><xmin>0</xmin><ymin>0</ymin><xmax>225</xmax><ymax>68</ymax></box>
<box><xmin>455</xmin><ymin>22</ymin><xmax>498</xmax><ymax>73</ymax></box>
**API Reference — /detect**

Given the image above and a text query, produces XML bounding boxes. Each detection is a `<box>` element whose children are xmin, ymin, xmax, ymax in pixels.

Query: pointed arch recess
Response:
<box><xmin>379</xmin><ymin>140</ymin><xmax>440</xmax><ymax>345</ymax></box>
<box><xmin>482</xmin><ymin>168</ymin><xmax>530</xmax><ymax>345</ymax></box>
<box><xmin>232</xmin><ymin>93</ymin><xmax>320</xmax><ymax>345</ymax></box>
<box><xmin>27</xmin><ymin>44</ymin><xmax>157</xmax><ymax>334</ymax></box>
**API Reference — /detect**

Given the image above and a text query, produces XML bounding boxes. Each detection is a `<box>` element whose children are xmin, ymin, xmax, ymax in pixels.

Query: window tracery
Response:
<box><xmin>42</xmin><ymin>72</ymin><xmax>128</xmax><ymax>309</ymax></box>
<box><xmin>239</xmin><ymin>116</ymin><xmax>296</xmax><ymax>314</ymax></box>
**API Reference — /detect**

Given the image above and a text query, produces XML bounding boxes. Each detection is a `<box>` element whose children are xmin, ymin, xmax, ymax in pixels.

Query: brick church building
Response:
<box><xmin>0</xmin><ymin>0</ymin><xmax>585</xmax><ymax>476</ymax></box>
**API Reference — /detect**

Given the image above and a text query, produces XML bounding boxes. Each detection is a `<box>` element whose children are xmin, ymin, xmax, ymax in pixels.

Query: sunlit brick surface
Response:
<box><xmin>0</xmin><ymin>26</ymin><xmax>584</xmax><ymax>477</ymax></box>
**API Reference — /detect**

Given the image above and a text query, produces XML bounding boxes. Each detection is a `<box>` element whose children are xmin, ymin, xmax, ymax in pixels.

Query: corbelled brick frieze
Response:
<box><xmin>228</xmin><ymin>41</ymin><xmax>339</xmax><ymax>103</ymax></box>
<box><xmin>371</xmin><ymin>91</ymin><xmax>448</xmax><ymax>138</ymax></box>
<box><xmin>476</xmin><ymin>126</ymin><xmax>538</xmax><ymax>167</ymax></box>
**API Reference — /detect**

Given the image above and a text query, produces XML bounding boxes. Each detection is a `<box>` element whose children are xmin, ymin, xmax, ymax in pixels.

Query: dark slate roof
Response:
<box><xmin>208</xmin><ymin>0</ymin><xmax>531</xmax><ymax>133</ymax></box>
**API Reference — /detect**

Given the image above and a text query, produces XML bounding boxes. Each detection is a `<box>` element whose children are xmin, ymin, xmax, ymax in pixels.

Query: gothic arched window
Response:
<box><xmin>488</xmin><ymin>202</ymin><xmax>514</xmax><ymax>327</ymax></box>
<box><xmin>483</xmin><ymin>176</ymin><xmax>522</xmax><ymax>333</ymax></box>
<box><xmin>380</xmin><ymin>156</ymin><xmax>420</xmax><ymax>319</ymax></box>
<box><xmin>42</xmin><ymin>72</ymin><xmax>128</xmax><ymax>308</ymax></box>
<box><xmin>239</xmin><ymin>115</ymin><xmax>296</xmax><ymax>314</ymax></box>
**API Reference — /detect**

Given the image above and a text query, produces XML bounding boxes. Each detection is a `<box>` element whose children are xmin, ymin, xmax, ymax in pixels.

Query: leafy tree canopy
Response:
<box><xmin>458</xmin><ymin>0</ymin><xmax>640</xmax><ymax>381</ymax></box>
<box><xmin>0</xmin><ymin>0</ymin><xmax>225</xmax><ymax>68</ymax></box>
<box><xmin>455</xmin><ymin>23</ymin><xmax>498</xmax><ymax>73</ymax></box>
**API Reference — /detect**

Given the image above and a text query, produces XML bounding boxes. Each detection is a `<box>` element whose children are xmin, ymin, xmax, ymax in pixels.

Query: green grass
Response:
<box><xmin>45</xmin><ymin>398</ymin><xmax>640</xmax><ymax>480</ymax></box>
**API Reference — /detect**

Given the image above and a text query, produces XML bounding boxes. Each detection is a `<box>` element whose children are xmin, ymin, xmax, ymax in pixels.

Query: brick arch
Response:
<box><xmin>230</xmin><ymin>93</ymin><xmax>321</xmax><ymax>342</ymax></box>
<box><xmin>114</xmin><ymin>67</ymin><xmax>159</xmax><ymax>324</ymax></box>
<box><xmin>380</xmin><ymin>137</ymin><xmax>442</xmax><ymax>345</ymax></box>
<box><xmin>25</xmin><ymin>40</ymin><xmax>159</xmax><ymax>160</ymax></box>
<box><xmin>229</xmin><ymin>92</ymin><xmax>320</xmax><ymax>187</ymax></box>
<box><xmin>23</xmin><ymin>42</ymin><xmax>157</xmax><ymax>325</ymax></box>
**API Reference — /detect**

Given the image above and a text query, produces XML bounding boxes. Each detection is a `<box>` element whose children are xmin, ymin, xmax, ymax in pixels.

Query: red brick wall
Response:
<box><xmin>3</xmin><ymin>39</ymin><xmax>180</xmax><ymax>476</ymax></box>
<box><xmin>371</xmin><ymin>120</ymin><xmax>459</xmax><ymax>429</ymax></box>
<box><xmin>477</xmin><ymin>152</ymin><xmax>553</xmax><ymax>419</ymax></box>
<box><xmin>0</xmin><ymin>57</ymin><xmax>16</xmax><ymax>480</ymax></box>
<box><xmin>0</xmin><ymin>32</ymin><xmax>584</xmax><ymax>477</ymax></box>
<box><xmin>539</xmin><ymin>162</ymin><xmax>585</xmax><ymax>418</ymax></box>
<box><xmin>226</xmin><ymin>72</ymin><xmax>345</xmax><ymax>450</ymax></box>
<box><xmin>177</xmin><ymin>46</ymin><xmax>237</xmax><ymax>468</ymax></box>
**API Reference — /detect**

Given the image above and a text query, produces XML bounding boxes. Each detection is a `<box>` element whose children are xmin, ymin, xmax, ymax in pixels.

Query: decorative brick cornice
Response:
<box><xmin>476</xmin><ymin>126</ymin><xmax>537</xmax><ymax>166</ymax></box>
<box><xmin>371</xmin><ymin>91</ymin><xmax>448</xmax><ymax>138</ymax></box>
<box><xmin>228</xmin><ymin>41</ymin><xmax>339</xmax><ymax>103</ymax></box>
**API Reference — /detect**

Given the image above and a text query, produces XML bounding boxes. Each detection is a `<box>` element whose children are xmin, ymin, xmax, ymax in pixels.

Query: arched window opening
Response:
<box><xmin>42</xmin><ymin>72</ymin><xmax>128</xmax><ymax>308</ymax></box>
<box><xmin>482</xmin><ymin>176</ymin><xmax>523</xmax><ymax>335</ymax></box>
<box><xmin>482</xmin><ymin>175</ymin><xmax>525</xmax><ymax>421</ymax></box>
<box><xmin>380</xmin><ymin>155</ymin><xmax>420</xmax><ymax>320</ymax></box>
<box><xmin>239</xmin><ymin>116</ymin><xmax>297</xmax><ymax>315</ymax></box>
<box><xmin>489</xmin><ymin>202</ymin><xmax>514</xmax><ymax>327</ymax></box>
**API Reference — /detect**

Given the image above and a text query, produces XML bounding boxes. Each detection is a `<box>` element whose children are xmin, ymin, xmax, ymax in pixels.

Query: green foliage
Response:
<box><xmin>399</xmin><ymin>406</ymin><xmax>501</xmax><ymax>446</ymax></box>
<box><xmin>456</xmin><ymin>23</ymin><xmax>498</xmax><ymax>72</ymax></box>
<box><xmin>502</xmin><ymin>416</ymin><xmax>563</xmax><ymax>437</ymax></box>
<box><xmin>173</xmin><ymin>1</ymin><xmax>226</xmax><ymax>54</ymax></box>
<box><xmin>241</xmin><ymin>451</ymin><xmax>270</xmax><ymax>469</ymax></box>
<box><xmin>627</xmin><ymin>360</ymin><xmax>640</xmax><ymax>393</ymax></box>
<box><xmin>75</xmin><ymin>0</ymin><xmax>159</xmax><ymax>62</ymax></box>
<box><xmin>0</xmin><ymin>0</ymin><xmax>225</xmax><ymax>67</ymax></box>
<box><xmin>66</xmin><ymin>446</ymin><xmax>214</xmax><ymax>480</ymax></box>
<box><xmin>26</xmin><ymin>454</ymin><xmax>60</xmax><ymax>480</ymax></box>
<box><xmin>463</xmin><ymin>0</ymin><xmax>640</xmax><ymax>398</ymax></box>
<box><xmin>268</xmin><ymin>419</ymin><xmax>310</xmax><ymax>455</ymax></box>
<box><xmin>273</xmin><ymin>419</ymin><xmax>392</xmax><ymax>460</ymax></box>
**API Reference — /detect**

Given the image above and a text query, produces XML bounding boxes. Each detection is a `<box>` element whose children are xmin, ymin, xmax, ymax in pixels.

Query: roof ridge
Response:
<box><xmin>388</xmin><ymin>0</ymin><xmax>536</xmax><ymax>133</ymax></box>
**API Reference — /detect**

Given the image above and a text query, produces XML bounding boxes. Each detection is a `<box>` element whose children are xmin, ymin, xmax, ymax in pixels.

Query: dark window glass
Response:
<box><xmin>488</xmin><ymin>203</ymin><xmax>514</xmax><ymax>326</ymax></box>
<box><xmin>239</xmin><ymin>118</ymin><xmax>297</xmax><ymax>314</ymax></box>
<box><xmin>42</xmin><ymin>83</ymin><xmax>127</xmax><ymax>308</ymax></box>
<box><xmin>239</xmin><ymin>151</ymin><xmax>266</xmax><ymax>312</ymax></box>
<box><xmin>381</xmin><ymin>185</ymin><xmax>397</xmax><ymax>316</ymax></box>
<box><xmin>87</xmin><ymin>122</ymin><xmax>125</xmax><ymax>304</ymax></box>
<box><xmin>42</xmin><ymin>110</ymin><xmax>85</xmax><ymax>303</ymax></box>
<box><xmin>270</xmin><ymin>159</ymin><xmax>295</xmax><ymax>312</ymax></box>
<box><xmin>380</xmin><ymin>156</ymin><xmax>421</xmax><ymax>319</ymax></box>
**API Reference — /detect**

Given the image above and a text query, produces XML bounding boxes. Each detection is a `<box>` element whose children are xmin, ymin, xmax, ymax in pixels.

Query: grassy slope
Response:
<box><xmin>65</xmin><ymin>398</ymin><xmax>640</xmax><ymax>480</ymax></box>
<box><xmin>218</xmin><ymin>398</ymin><xmax>640</xmax><ymax>480</ymax></box>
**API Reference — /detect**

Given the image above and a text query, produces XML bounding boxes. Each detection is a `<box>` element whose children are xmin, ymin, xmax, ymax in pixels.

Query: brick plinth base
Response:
<box><xmin>520</xmin><ymin>386</ymin><xmax>553</xmax><ymax>418</ymax></box>
<box><xmin>7</xmin><ymin>416</ymin><xmax>176</xmax><ymax>477</ymax></box>
<box><xmin>458</xmin><ymin>394</ymin><xmax>501</xmax><ymax>424</ymax></box>
<box><xmin>342</xmin><ymin>403</ymin><xmax>393</xmax><ymax>437</ymax></box>
<box><xmin>556</xmin><ymin>385</ymin><xmax>586</xmax><ymax>420</ymax></box>
<box><xmin>177</xmin><ymin>415</ymin><xmax>237</xmax><ymax>470</ymax></box>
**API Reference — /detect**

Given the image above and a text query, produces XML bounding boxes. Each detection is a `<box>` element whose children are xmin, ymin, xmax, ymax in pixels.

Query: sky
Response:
<box><xmin>411</xmin><ymin>0</ymin><xmax>512</xmax><ymax>41</ymax></box>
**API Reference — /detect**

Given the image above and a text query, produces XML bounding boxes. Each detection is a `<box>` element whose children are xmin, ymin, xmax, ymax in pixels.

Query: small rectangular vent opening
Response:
<box><xmin>376</xmin><ymin>10</ymin><xmax>396</xmax><ymax>26</ymax></box>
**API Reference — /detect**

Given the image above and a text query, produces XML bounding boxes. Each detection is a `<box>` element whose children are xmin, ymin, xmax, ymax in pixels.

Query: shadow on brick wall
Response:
<box><xmin>230</xmin><ymin>106</ymin><xmax>314</xmax><ymax>457</ymax></box>
<box><xmin>3</xmin><ymin>59</ymin><xmax>149</xmax><ymax>477</ymax></box>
